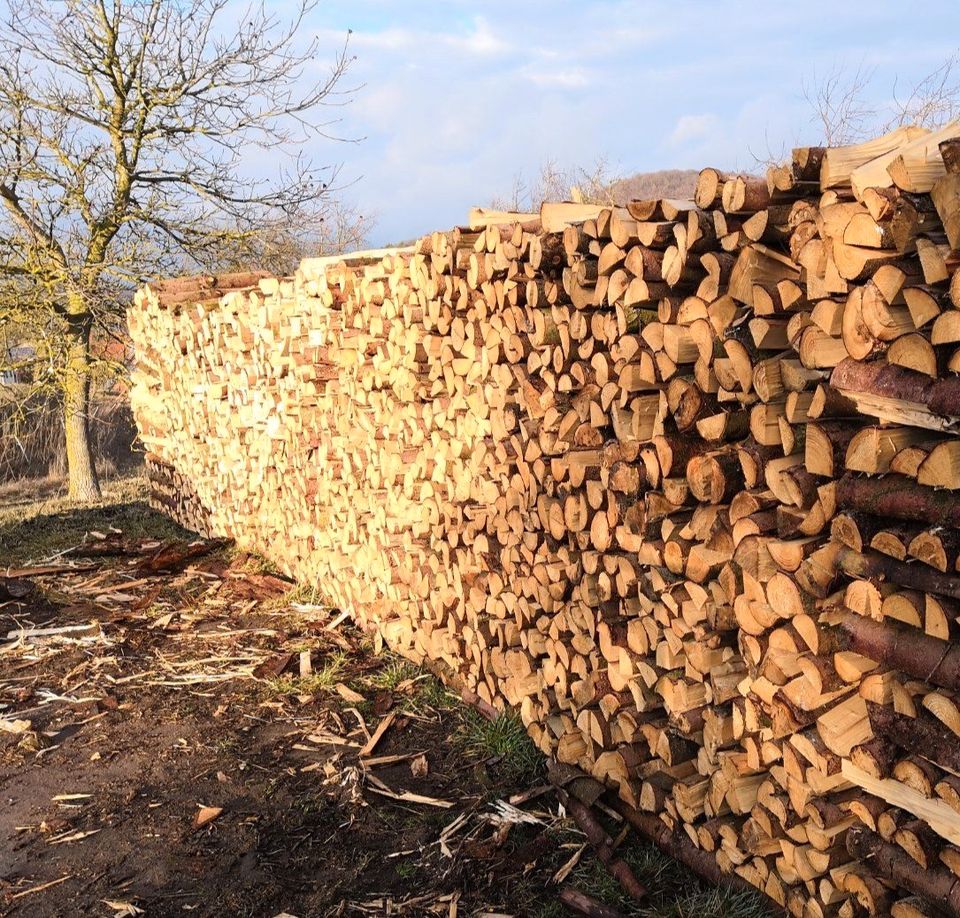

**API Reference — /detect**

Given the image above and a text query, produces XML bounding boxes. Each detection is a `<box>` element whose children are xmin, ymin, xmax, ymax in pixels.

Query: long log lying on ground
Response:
<box><xmin>550</xmin><ymin>763</ymin><xmax>767</xmax><ymax>905</ymax></box>
<box><xmin>557</xmin><ymin>789</ymin><xmax>647</xmax><ymax>901</ymax></box>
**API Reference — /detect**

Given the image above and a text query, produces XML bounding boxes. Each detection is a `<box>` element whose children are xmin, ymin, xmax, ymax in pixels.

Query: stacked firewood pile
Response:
<box><xmin>129</xmin><ymin>124</ymin><xmax>960</xmax><ymax>916</ymax></box>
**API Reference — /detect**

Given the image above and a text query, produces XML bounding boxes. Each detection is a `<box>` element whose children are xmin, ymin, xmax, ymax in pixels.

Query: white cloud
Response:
<box><xmin>452</xmin><ymin>16</ymin><xmax>510</xmax><ymax>56</ymax></box>
<box><xmin>524</xmin><ymin>67</ymin><xmax>592</xmax><ymax>89</ymax></box>
<box><xmin>668</xmin><ymin>114</ymin><xmax>719</xmax><ymax>147</ymax></box>
<box><xmin>316</xmin><ymin>17</ymin><xmax>511</xmax><ymax>58</ymax></box>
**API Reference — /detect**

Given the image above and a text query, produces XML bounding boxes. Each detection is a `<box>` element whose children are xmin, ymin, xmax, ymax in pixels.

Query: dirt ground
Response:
<box><xmin>0</xmin><ymin>474</ymin><xmax>771</xmax><ymax>918</ymax></box>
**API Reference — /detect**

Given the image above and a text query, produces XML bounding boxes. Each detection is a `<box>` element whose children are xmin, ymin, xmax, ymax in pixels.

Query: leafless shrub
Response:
<box><xmin>802</xmin><ymin>53</ymin><xmax>960</xmax><ymax>147</ymax></box>
<box><xmin>889</xmin><ymin>53</ymin><xmax>960</xmax><ymax>130</ymax></box>
<box><xmin>491</xmin><ymin>157</ymin><xmax>624</xmax><ymax>210</ymax></box>
<box><xmin>0</xmin><ymin>390</ymin><xmax>136</xmax><ymax>483</ymax></box>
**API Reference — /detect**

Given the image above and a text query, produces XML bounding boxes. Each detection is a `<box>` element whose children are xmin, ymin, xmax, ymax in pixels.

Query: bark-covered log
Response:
<box><xmin>611</xmin><ymin>798</ymin><xmax>763</xmax><ymax>898</ymax></box>
<box><xmin>0</xmin><ymin>576</ymin><xmax>36</xmax><ymax>602</ymax></box>
<box><xmin>558</xmin><ymin>887</ymin><xmax>627</xmax><ymax>918</ymax></box>
<box><xmin>846</xmin><ymin>825</ymin><xmax>960</xmax><ymax>916</ymax></box>
<box><xmin>836</xmin><ymin>473</ymin><xmax>960</xmax><ymax>529</ymax></box>
<box><xmin>831</xmin><ymin>356</ymin><xmax>960</xmax><ymax>417</ymax></box>
<box><xmin>818</xmin><ymin>610</ymin><xmax>960</xmax><ymax>692</ymax></box>
<box><xmin>835</xmin><ymin>545</ymin><xmax>960</xmax><ymax>602</ymax></box>
<box><xmin>867</xmin><ymin>702</ymin><xmax>960</xmax><ymax>774</ymax></box>
<box><xmin>558</xmin><ymin>789</ymin><xmax>647</xmax><ymax>901</ymax></box>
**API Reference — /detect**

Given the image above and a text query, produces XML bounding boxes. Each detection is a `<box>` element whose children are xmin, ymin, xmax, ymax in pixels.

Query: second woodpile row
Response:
<box><xmin>129</xmin><ymin>124</ymin><xmax>960</xmax><ymax>917</ymax></box>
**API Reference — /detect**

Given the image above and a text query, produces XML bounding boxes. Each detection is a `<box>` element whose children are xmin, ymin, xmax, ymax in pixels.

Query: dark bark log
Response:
<box><xmin>831</xmin><ymin>356</ymin><xmax>960</xmax><ymax>418</ymax></box>
<box><xmin>809</xmin><ymin>383</ymin><xmax>860</xmax><ymax>419</ymax></box>
<box><xmin>831</xmin><ymin>357</ymin><xmax>933</xmax><ymax>405</ymax></box>
<box><xmin>0</xmin><ymin>576</ymin><xmax>36</xmax><ymax>602</ymax></box>
<box><xmin>558</xmin><ymin>886</ymin><xmax>627</xmax><ymax>918</ymax></box>
<box><xmin>830</xmin><ymin>511</ymin><xmax>887</xmax><ymax>552</ymax></box>
<box><xmin>819</xmin><ymin>610</ymin><xmax>960</xmax><ymax>693</ymax></box>
<box><xmin>736</xmin><ymin>440</ymin><xmax>781</xmax><ymax>489</ymax></box>
<box><xmin>653</xmin><ymin>432</ymin><xmax>711</xmax><ymax>478</ymax></box>
<box><xmin>557</xmin><ymin>789</ymin><xmax>647</xmax><ymax>901</ymax></box>
<box><xmin>846</xmin><ymin>825</ymin><xmax>960</xmax><ymax>917</ymax></box>
<box><xmin>850</xmin><ymin>736</ymin><xmax>898</xmax><ymax>779</ymax></box>
<box><xmin>867</xmin><ymin>702</ymin><xmax>960</xmax><ymax>774</ymax></box>
<box><xmin>611</xmin><ymin>799</ymin><xmax>763</xmax><ymax>898</ymax></box>
<box><xmin>420</xmin><ymin>655</ymin><xmax>501</xmax><ymax>722</ymax></box>
<box><xmin>835</xmin><ymin>545</ymin><xmax>960</xmax><ymax>602</ymax></box>
<box><xmin>836</xmin><ymin>473</ymin><xmax>960</xmax><ymax>530</ymax></box>
<box><xmin>136</xmin><ymin>539</ymin><xmax>230</xmax><ymax>575</ymax></box>
<box><xmin>548</xmin><ymin>764</ymin><xmax>772</xmax><ymax>908</ymax></box>
<box><xmin>940</xmin><ymin>138</ymin><xmax>960</xmax><ymax>175</ymax></box>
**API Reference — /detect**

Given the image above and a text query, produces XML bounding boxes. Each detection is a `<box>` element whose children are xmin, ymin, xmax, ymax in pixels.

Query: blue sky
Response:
<box><xmin>289</xmin><ymin>1</ymin><xmax>960</xmax><ymax>245</ymax></box>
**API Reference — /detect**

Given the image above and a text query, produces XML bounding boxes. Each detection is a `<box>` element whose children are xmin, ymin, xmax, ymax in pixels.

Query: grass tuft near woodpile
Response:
<box><xmin>457</xmin><ymin>709</ymin><xmax>545</xmax><ymax>784</ymax></box>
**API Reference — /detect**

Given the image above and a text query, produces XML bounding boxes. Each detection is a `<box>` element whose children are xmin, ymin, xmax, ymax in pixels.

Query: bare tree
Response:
<box><xmin>0</xmin><ymin>0</ymin><xmax>358</xmax><ymax>499</ymax></box>
<box><xmin>802</xmin><ymin>61</ymin><xmax>877</xmax><ymax>146</ymax></box>
<box><xmin>196</xmin><ymin>202</ymin><xmax>374</xmax><ymax>277</ymax></box>
<box><xmin>491</xmin><ymin>157</ymin><xmax>623</xmax><ymax>211</ymax></box>
<box><xmin>889</xmin><ymin>53</ymin><xmax>960</xmax><ymax>130</ymax></box>
<box><xmin>802</xmin><ymin>54</ymin><xmax>960</xmax><ymax>147</ymax></box>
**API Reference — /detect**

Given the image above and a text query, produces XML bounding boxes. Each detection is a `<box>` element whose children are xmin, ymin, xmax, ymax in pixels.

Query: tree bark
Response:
<box><xmin>831</xmin><ymin>356</ymin><xmax>960</xmax><ymax>418</ymax></box>
<box><xmin>0</xmin><ymin>576</ymin><xmax>35</xmax><ymax>601</ymax></box>
<box><xmin>557</xmin><ymin>788</ymin><xmax>647</xmax><ymax>900</ymax></box>
<box><xmin>610</xmin><ymin>798</ymin><xmax>762</xmax><ymax>897</ymax></box>
<box><xmin>63</xmin><ymin>312</ymin><xmax>101</xmax><ymax>501</ymax></box>
<box><xmin>557</xmin><ymin>886</ymin><xmax>627</xmax><ymax>918</ymax></box>
<box><xmin>835</xmin><ymin>545</ymin><xmax>960</xmax><ymax>602</ymax></box>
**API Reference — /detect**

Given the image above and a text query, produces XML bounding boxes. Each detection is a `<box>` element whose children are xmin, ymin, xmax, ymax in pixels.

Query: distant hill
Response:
<box><xmin>606</xmin><ymin>169</ymin><xmax>700</xmax><ymax>203</ymax></box>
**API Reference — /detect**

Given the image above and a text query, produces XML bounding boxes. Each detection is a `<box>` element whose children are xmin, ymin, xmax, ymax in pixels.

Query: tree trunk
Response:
<box><xmin>63</xmin><ymin>313</ymin><xmax>101</xmax><ymax>501</ymax></box>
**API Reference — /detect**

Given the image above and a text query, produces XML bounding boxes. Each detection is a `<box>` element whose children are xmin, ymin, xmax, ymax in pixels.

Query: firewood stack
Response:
<box><xmin>129</xmin><ymin>124</ymin><xmax>960</xmax><ymax>917</ymax></box>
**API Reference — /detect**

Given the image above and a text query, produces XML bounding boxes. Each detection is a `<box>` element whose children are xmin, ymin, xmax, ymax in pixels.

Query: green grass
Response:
<box><xmin>363</xmin><ymin>655</ymin><xmax>458</xmax><ymax>716</ymax></box>
<box><xmin>226</xmin><ymin>547</ymin><xmax>285</xmax><ymax>578</ymax></box>
<box><xmin>516</xmin><ymin>833</ymin><xmax>772</xmax><ymax>918</ymax></box>
<box><xmin>411</xmin><ymin>675</ymin><xmax>458</xmax><ymax>712</ymax></box>
<box><xmin>267</xmin><ymin>651</ymin><xmax>348</xmax><ymax>696</ymax></box>
<box><xmin>540</xmin><ymin>836</ymin><xmax>771</xmax><ymax>918</ymax></box>
<box><xmin>0</xmin><ymin>470</ymin><xmax>193</xmax><ymax>565</ymax></box>
<box><xmin>258</xmin><ymin>580</ymin><xmax>330</xmax><ymax>615</ymax></box>
<box><xmin>456</xmin><ymin>709</ymin><xmax>544</xmax><ymax>783</ymax></box>
<box><xmin>368</xmin><ymin>656</ymin><xmax>421</xmax><ymax>691</ymax></box>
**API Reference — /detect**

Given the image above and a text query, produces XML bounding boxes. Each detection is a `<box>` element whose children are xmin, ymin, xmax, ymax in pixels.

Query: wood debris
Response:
<box><xmin>193</xmin><ymin>805</ymin><xmax>223</xmax><ymax>828</ymax></box>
